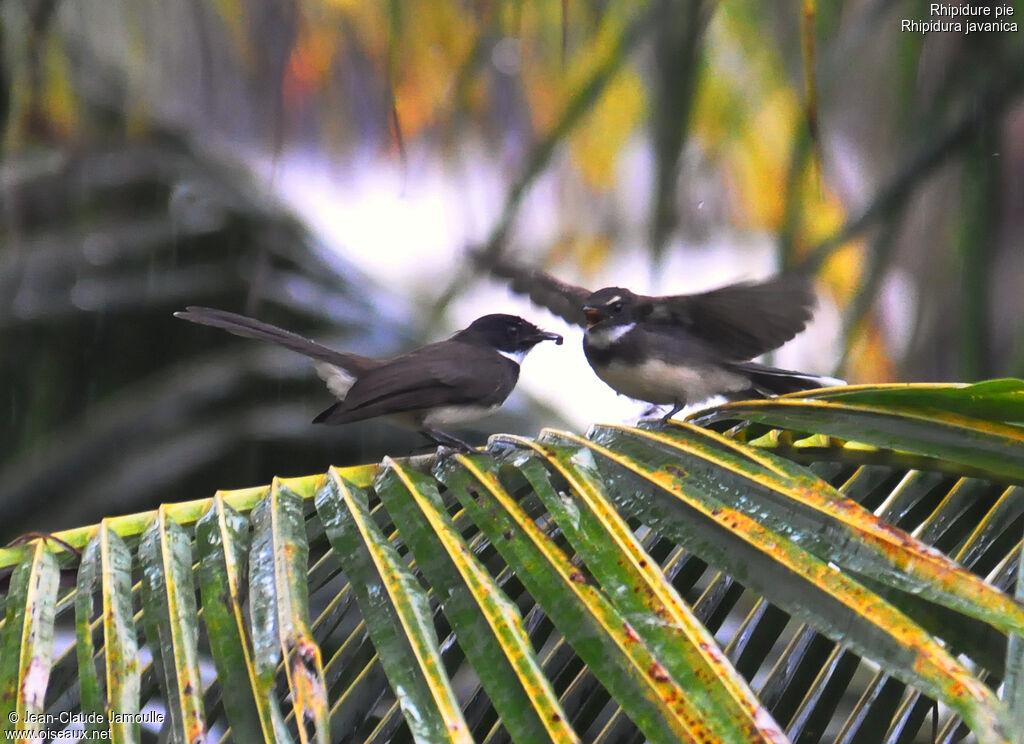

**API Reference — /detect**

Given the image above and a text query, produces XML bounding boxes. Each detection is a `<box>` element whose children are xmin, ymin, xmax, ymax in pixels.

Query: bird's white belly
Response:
<box><xmin>422</xmin><ymin>404</ymin><xmax>500</xmax><ymax>427</ymax></box>
<box><xmin>595</xmin><ymin>359</ymin><xmax>748</xmax><ymax>404</ymax></box>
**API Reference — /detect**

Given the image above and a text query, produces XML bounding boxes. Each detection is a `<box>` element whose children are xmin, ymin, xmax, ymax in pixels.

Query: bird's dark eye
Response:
<box><xmin>506</xmin><ymin>325</ymin><xmax>519</xmax><ymax>338</ymax></box>
<box><xmin>611</xmin><ymin>301</ymin><xmax>624</xmax><ymax>313</ymax></box>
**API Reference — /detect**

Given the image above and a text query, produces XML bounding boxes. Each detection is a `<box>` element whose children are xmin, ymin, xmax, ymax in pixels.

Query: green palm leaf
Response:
<box><xmin>2</xmin><ymin>382</ymin><xmax>1022</xmax><ymax>743</ymax></box>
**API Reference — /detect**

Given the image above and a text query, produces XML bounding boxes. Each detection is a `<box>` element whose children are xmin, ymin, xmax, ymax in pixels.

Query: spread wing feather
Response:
<box><xmin>643</xmin><ymin>275</ymin><xmax>816</xmax><ymax>360</ymax></box>
<box><xmin>477</xmin><ymin>254</ymin><xmax>591</xmax><ymax>327</ymax></box>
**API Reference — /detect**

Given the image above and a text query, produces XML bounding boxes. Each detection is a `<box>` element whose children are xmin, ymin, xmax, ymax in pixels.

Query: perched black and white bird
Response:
<box><xmin>480</xmin><ymin>256</ymin><xmax>843</xmax><ymax>420</ymax></box>
<box><xmin>174</xmin><ymin>307</ymin><xmax>563</xmax><ymax>448</ymax></box>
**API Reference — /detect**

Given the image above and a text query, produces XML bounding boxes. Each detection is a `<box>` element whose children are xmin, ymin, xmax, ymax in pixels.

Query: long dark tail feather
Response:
<box><xmin>729</xmin><ymin>360</ymin><xmax>845</xmax><ymax>396</ymax></box>
<box><xmin>312</xmin><ymin>401</ymin><xmax>343</xmax><ymax>424</ymax></box>
<box><xmin>175</xmin><ymin>306</ymin><xmax>379</xmax><ymax>375</ymax></box>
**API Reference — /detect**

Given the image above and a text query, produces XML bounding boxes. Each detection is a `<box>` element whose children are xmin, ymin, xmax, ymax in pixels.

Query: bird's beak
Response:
<box><xmin>539</xmin><ymin>329</ymin><xmax>564</xmax><ymax>345</ymax></box>
<box><xmin>584</xmin><ymin>307</ymin><xmax>605</xmax><ymax>328</ymax></box>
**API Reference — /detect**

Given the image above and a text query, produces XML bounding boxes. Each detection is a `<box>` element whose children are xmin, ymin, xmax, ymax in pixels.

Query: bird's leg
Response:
<box><xmin>658</xmin><ymin>400</ymin><xmax>685</xmax><ymax>426</ymax></box>
<box><xmin>637</xmin><ymin>400</ymin><xmax>685</xmax><ymax>428</ymax></box>
<box><xmin>421</xmin><ymin>428</ymin><xmax>478</xmax><ymax>453</ymax></box>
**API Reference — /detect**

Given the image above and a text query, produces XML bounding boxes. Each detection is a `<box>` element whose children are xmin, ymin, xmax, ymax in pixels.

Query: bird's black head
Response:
<box><xmin>582</xmin><ymin>287</ymin><xmax>638</xmax><ymax>329</ymax></box>
<box><xmin>457</xmin><ymin>314</ymin><xmax>563</xmax><ymax>355</ymax></box>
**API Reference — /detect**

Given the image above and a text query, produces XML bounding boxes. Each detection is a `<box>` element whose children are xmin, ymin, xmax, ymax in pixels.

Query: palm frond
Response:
<box><xmin>2</xmin><ymin>382</ymin><xmax>1023</xmax><ymax>743</ymax></box>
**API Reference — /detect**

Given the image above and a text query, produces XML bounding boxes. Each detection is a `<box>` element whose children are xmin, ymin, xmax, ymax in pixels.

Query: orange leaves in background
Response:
<box><xmin>284</xmin><ymin>24</ymin><xmax>338</xmax><ymax>108</ymax></box>
<box><xmin>283</xmin><ymin>1</ymin><xmax>478</xmax><ymax>138</ymax></box>
<box><xmin>387</xmin><ymin>2</ymin><xmax>478</xmax><ymax>136</ymax></box>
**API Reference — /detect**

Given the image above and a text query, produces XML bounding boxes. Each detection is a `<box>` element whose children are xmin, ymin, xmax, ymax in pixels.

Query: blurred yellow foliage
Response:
<box><xmin>688</xmin><ymin>8</ymin><xmax>894</xmax><ymax>380</ymax></box>
<box><xmin>820</xmin><ymin>244</ymin><xmax>860</xmax><ymax>304</ymax></box>
<box><xmin>40</xmin><ymin>40</ymin><xmax>78</xmax><ymax>139</ymax></box>
<box><xmin>847</xmin><ymin>323</ymin><xmax>899</xmax><ymax>383</ymax></box>
<box><xmin>571</xmin><ymin>71</ymin><xmax>645</xmax><ymax>189</ymax></box>
<box><xmin>212</xmin><ymin>0</ymin><xmax>253</xmax><ymax>69</ymax></box>
<box><xmin>330</xmin><ymin>1</ymin><xmax>388</xmax><ymax>51</ymax></box>
<box><xmin>519</xmin><ymin>1</ymin><xmax>643</xmax><ymax>190</ymax></box>
<box><xmin>547</xmin><ymin>235</ymin><xmax>614</xmax><ymax>279</ymax></box>
<box><xmin>695</xmin><ymin>12</ymin><xmax>810</xmax><ymax>236</ymax></box>
<box><xmin>390</xmin><ymin>2</ymin><xmax>478</xmax><ymax>135</ymax></box>
<box><xmin>277</xmin><ymin>1</ymin><xmax>481</xmax><ymax>138</ymax></box>
<box><xmin>728</xmin><ymin>90</ymin><xmax>793</xmax><ymax>229</ymax></box>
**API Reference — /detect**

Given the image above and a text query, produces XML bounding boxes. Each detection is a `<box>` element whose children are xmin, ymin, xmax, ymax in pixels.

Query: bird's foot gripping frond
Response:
<box><xmin>636</xmin><ymin>401</ymin><xmax>686</xmax><ymax>428</ymax></box>
<box><xmin>658</xmin><ymin>401</ymin><xmax>685</xmax><ymax>426</ymax></box>
<box><xmin>421</xmin><ymin>429</ymin><xmax>478</xmax><ymax>454</ymax></box>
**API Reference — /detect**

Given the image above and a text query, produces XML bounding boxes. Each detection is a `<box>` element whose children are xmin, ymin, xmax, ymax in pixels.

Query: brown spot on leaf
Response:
<box><xmin>648</xmin><ymin>662</ymin><xmax>670</xmax><ymax>682</ymax></box>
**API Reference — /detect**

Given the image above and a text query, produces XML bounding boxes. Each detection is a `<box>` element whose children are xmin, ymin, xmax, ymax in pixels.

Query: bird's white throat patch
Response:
<box><xmin>586</xmin><ymin>322</ymin><xmax>636</xmax><ymax>349</ymax></box>
<box><xmin>498</xmin><ymin>348</ymin><xmax>527</xmax><ymax>364</ymax></box>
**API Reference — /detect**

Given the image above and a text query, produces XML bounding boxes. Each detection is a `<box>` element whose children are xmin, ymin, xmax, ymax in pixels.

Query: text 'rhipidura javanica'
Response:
<box><xmin>479</xmin><ymin>255</ymin><xmax>843</xmax><ymax>421</ymax></box>
<box><xmin>175</xmin><ymin>307</ymin><xmax>563</xmax><ymax>449</ymax></box>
